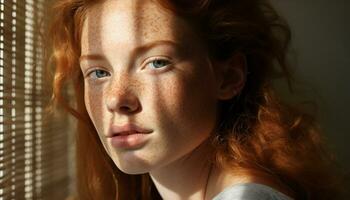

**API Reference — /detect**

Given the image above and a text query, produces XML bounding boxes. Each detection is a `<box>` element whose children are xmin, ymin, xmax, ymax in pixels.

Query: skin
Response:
<box><xmin>80</xmin><ymin>0</ymin><xmax>248</xmax><ymax>199</ymax></box>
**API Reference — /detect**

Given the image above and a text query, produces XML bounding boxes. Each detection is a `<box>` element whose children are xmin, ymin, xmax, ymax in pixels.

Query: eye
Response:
<box><xmin>146</xmin><ymin>58</ymin><xmax>172</xmax><ymax>69</ymax></box>
<box><xmin>88</xmin><ymin>69</ymin><xmax>111</xmax><ymax>79</ymax></box>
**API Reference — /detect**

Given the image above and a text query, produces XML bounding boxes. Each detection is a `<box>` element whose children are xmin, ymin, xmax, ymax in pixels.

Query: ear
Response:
<box><xmin>215</xmin><ymin>53</ymin><xmax>247</xmax><ymax>100</ymax></box>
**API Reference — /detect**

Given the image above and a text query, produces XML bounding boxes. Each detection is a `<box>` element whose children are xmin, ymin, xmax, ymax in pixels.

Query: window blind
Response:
<box><xmin>0</xmin><ymin>0</ymin><xmax>72</xmax><ymax>199</ymax></box>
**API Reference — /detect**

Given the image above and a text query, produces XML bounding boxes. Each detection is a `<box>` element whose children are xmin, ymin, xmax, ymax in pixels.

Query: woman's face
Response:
<box><xmin>80</xmin><ymin>0</ymin><xmax>221</xmax><ymax>174</ymax></box>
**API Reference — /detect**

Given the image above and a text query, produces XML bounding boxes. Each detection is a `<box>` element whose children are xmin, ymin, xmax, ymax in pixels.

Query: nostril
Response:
<box><xmin>119</xmin><ymin>105</ymin><xmax>132</xmax><ymax>112</ymax></box>
<box><xmin>105</xmin><ymin>92</ymin><xmax>141</xmax><ymax>113</ymax></box>
<box><xmin>117</xmin><ymin>97</ymin><xmax>141</xmax><ymax>113</ymax></box>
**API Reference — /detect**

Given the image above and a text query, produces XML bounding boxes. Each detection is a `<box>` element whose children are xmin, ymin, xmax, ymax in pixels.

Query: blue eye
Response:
<box><xmin>89</xmin><ymin>69</ymin><xmax>110</xmax><ymax>79</ymax></box>
<box><xmin>148</xmin><ymin>59</ymin><xmax>171</xmax><ymax>69</ymax></box>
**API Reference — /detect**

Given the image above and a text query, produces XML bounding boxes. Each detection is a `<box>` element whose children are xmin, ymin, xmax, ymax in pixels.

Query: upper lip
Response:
<box><xmin>107</xmin><ymin>123</ymin><xmax>153</xmax><ymax>137</ymax></box>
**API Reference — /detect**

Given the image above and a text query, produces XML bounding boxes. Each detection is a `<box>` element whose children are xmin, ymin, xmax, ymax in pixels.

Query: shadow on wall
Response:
<box><xmin>270</xmin><ymin>0</ymin><xmax>350</xmax><ymax>196</ymax></box>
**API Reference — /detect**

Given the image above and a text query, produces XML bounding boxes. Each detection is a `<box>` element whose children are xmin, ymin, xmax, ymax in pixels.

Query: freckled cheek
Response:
<box><xmin>157</xmin><ymin>75</ymin><xmax>216</xmax><ymax>128</ymax></box>
<box><xmin>84</xmin><ymin>86</ymin><xmax>106</xmax><ymax>132</ymax></box>
<box><xmin>153</xmin><ymin>78</ymin><xmax>186</xmax><ymax>113</ymax></box>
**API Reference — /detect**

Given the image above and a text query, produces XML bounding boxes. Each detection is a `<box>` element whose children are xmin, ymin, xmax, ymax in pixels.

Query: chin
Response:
<box><xmin>116</xmin><ymin>165</ymin><xmax>150</xmax><ymax>175</ymax></box>
<box><xmin>113</xmin><ymin>157</ymin><xmax>152</xmax><ymax>175</ymax></box>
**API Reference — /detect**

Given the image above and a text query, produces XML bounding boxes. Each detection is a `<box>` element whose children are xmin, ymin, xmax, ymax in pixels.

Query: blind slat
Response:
<box><xmin>0</xmin><ymin>0</ymin><xmax>71</xmax><ymax>199</ymax></box>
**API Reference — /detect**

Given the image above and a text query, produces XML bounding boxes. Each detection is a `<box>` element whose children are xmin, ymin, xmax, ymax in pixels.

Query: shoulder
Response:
<box><xmin>212</xmin><ymin>182</ymin><xmax>294</xmax><ymax>200</ymax></box>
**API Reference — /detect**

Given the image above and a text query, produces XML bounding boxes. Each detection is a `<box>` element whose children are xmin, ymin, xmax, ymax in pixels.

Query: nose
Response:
<box><xmin>105</xmin><ymin>82</ymin><xmax>141</xmax><ymax>115</ymax></box>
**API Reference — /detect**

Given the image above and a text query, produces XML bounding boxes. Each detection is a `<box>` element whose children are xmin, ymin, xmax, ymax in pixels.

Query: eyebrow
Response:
<box><xmin>79</xmin><ymin>40</ymin><xmax>183</xmax><ymax>63</ymax></box>
<box><xmin>79</xmin><ymin>54</ymin><xmax>105</xmax><ymax>63</ymax></box>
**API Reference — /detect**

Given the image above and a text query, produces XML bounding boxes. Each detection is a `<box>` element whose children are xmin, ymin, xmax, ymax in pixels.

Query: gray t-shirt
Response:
<box><xmin>212</xmin><ymin>183</ymin><xmax>294</xmax><ymax>200</ymax></box>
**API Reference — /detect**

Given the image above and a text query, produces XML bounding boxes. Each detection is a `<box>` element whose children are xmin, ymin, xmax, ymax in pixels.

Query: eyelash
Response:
<box><xmin>86</xmin><ymin>69</ymin><xmax>111</xmax><ymax>79</ymax></box>
<box><xmin>144</xmin><ymin>58</ymin><xmax>172</xmax><ymax>70</ymax></box>
<box><xmin>85</xmin><ymin>58</ymin><xmax>172</xmax><ymax>79</ymax></box>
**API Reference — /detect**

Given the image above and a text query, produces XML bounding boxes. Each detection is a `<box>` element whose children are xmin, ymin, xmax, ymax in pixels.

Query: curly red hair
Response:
<box><xmin>48</xmin><ymin>0</ymin><xmax>346</xmax><ymax>199</ymax></box>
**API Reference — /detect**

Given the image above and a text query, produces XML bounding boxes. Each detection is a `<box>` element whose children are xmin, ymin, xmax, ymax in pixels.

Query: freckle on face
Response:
<box><xmin>81</xmin><ymin>0</ymin><xmax>219</xmax><ymax>174</ymax></box>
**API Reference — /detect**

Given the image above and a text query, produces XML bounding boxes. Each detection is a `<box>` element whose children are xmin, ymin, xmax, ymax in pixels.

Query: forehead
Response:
<box><xmin>81</xmin><ymin>0</ymin><xmax>195</xmax><ymax>53</ymax></box>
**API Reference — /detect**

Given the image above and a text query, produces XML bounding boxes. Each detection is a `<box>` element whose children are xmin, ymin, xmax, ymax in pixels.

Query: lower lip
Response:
<box><xmin>109</xmin><ymin>133</ymin><xmax>150</xmax><ymax>149</ymax></box>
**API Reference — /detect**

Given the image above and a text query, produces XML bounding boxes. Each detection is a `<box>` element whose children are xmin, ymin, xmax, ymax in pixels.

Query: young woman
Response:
<box><xmin>48</xmin><ymin>0</ymin><xmax>345</xmax><ymax>199</ymax></box>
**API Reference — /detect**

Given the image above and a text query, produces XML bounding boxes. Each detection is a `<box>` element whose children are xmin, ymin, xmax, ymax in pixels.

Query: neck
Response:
<box><xmin>149</xmin><ymin>139</ymin><xmax>215</xmax><ymax>200</ymax></box>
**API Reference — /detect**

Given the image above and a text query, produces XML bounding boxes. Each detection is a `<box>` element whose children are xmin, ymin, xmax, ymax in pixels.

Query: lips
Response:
<box><xmin>107</xmin><ymin>123</ymin><xmax>153</xmax><ymax>137</ymax></box>
<box><xmin>107</xmin><ymin>124</ymin><xmax>153</xmax><ymax>148</ymax></box>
